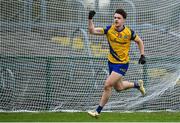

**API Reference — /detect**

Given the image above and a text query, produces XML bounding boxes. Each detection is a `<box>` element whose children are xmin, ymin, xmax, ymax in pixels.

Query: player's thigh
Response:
<box><xmin>105</xmin><ymin>71</ymin><xmax>122</xmax><ymax>87</ymax></box>
<box><xmin>113</xmin><ymin>79</ymin><xmax>124</xmax><ymax>91</ymax></box>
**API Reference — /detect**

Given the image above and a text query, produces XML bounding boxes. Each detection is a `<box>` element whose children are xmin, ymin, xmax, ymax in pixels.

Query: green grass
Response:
<box><xmin>0</xmin><ymin>112</ymin><xmax>180</xmax><ymax>122</ymax></box>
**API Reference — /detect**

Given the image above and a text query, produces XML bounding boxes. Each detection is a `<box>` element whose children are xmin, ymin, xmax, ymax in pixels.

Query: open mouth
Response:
<box><xmin>115</xmin><ymin>21</ymin><xmax>118</xmax><ymax>24</ymax></box>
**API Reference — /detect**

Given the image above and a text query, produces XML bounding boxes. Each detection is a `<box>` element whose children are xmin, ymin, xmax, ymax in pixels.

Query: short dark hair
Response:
<box><xmin>115</xmin><ymin>9</ymin><xmax>127</xmax><ymax>19</ymax></box>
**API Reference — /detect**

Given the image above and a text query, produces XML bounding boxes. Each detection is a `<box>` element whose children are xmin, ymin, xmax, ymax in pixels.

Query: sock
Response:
<box><xmin>96</xmin><ymin>105</ymin><xmax>103</xmax><ymax>114</ymax></box>
<box><xmin>134</xmin><ymin>81</ymin><xmax>140</xmax><ymax>88</ymax></box>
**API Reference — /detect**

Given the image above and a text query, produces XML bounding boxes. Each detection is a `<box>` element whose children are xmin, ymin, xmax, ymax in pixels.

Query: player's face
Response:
<box><xmin>114</xmin><ymin>13</ymin><xmax>125</xmax><ymax>28</ymax></box>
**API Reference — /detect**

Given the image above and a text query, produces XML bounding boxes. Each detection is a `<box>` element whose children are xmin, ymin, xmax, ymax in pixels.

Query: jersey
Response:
<box><xmin>103</xmin><ymin>24</ymin><xmax>139</xmax><ymax>64</ymax></box>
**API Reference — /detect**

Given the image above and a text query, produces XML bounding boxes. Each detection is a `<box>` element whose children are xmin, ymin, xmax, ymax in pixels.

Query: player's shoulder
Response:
<box><xmin>124</xmin><ymin>25</ymin><xmax>133</xmax><ymax>31</ymax></box>
<box><xmin>123</xmin><ymin>25</ymin><xmax>133</xmax><ymax>34</ymax></box>
<box><xmin>124</xmin><ymin>26</ymin><xmax>138</xmax><ymax>40</ymax></box>
<box><xmin>105</xmin><ymin>25</ymin><xmax>112</xmax><ymax>30</ymax></box>
<box><xmin>104</xmin><ymin>25</ymin><xmax>112</xmax><ymax>34</ymax></box>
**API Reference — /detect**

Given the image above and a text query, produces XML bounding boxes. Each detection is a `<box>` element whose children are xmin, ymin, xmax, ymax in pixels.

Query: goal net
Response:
<box><xmin>0</xmin><ymin>0</ymin><xmax>179</xmax><ymax>112</ymax></box>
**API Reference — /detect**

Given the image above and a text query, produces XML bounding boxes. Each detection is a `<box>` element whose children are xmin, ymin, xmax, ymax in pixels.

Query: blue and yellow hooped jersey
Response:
<box><xmin>103</xmin><ymin>25</ymin><xmax>139</xmax><ymax>64</ymax></box>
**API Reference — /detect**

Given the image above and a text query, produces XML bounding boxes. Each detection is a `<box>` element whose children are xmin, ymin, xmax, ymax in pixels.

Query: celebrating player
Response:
<box><xmin>88</xmin><ymin>9</ymin><xmax>146</xmax><ymax>117</ymax></box>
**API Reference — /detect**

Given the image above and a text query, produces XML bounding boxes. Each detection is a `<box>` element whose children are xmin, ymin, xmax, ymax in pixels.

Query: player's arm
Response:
<box><xmin>134</xmin><ymin>35</ymin><xmax>146</xmax><ymax>64</ymax></box>
<box><xmin>88</xmin><ymin>11</ymin><xmax>104</xmax><ymax>35</ymax></box>
<box><xmin>134</xmin><ymin>36</ymin><xmax>144</xmax><ymax>56</ymax></box>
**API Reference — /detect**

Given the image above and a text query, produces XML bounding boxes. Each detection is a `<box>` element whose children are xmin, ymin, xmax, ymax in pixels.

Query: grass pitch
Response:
<box><xmin>0</xmin><ymin>112</ymin><xmax>180</xmax><ymax>122</ymax></box>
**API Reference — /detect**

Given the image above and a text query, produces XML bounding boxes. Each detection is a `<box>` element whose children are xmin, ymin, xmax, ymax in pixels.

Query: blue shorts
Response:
<box><xmin>108</xmin><ymin>61</ymin><xmax>129</xmax><ymax>76</ymax></box>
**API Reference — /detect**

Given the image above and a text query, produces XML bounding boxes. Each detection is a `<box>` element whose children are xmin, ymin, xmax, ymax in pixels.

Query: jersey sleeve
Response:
<box><xmin>130</xmin><ymin>29</ymin><xmax>138</xmax><ymax>40</ymax></box>
<box><xmin>104</xmin><ymin>25</ymin><xmax>111</xmax><ymax>34</ymax></box>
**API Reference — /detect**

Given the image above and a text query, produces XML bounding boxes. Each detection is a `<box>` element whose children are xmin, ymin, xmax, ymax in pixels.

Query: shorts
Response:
<box><xmin>108</xmin><ymin>61</ymin><xmax>129</xmax><ymax>76</ymax></box>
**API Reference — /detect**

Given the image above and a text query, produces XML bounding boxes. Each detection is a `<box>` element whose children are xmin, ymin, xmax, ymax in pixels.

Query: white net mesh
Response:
<box><xmin>0</xmin><ymin>0</ymin><xmax>180</xmax><ymax>111</ymax></box>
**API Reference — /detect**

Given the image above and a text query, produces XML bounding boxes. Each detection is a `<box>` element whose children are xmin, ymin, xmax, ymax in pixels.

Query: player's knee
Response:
<box><xmin>114</xmin><ymin>88</ymin><xmax>123</xmax><ymax>92</ymax></box>
<box><xmin>104</xmin><ymin>85</ymin><xmax>112</xmax><ymax>91</ymax></box>
<box><xmin>114</xmin><ymin>88</ymin><xmax>121</xmax><ymax>92</ymax></box>
<box><xmin>114</xmin><ymin>85</ymin><xmax>124</xmax><ymax>92</ymax></box>
<box><xmin>104</xmin><ymin>81</ymin><xmax>113</xmax><ymax>91</ymax></box>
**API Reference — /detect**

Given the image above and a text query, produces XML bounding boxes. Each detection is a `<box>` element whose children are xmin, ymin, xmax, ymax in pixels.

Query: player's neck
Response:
<box><xmin>115</xmin><ymin>25</ymin><xmax>125</xmax><ymax>32</ymax></box>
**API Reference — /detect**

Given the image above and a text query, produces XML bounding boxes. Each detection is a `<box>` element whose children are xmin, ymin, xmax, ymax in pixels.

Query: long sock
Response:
<box><xmin>134</xmin><ymin>81</ymin><xmax>140</xmax><ymax>88</ymax></box>
<box><xmin>96</xmin><ymin>105</ymin><xmax>103</xmax><ymax>114</ymax></box>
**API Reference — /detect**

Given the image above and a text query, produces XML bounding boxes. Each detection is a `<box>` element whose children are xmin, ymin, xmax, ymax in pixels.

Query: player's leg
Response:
<box><xmin>108</xmin><ymin>62</ymin><xmax>135</xmax><ymax>92</ymax></box>
<box><xmin>113</xmin><ymin>79</ymin><xmax>146</xmax><ymax>95</ymax></box>
<box><xmin>88</xmin><ymin>62</ymin><xmax>129</xmax><ymax>117</ymax></box>
<box><xmin>88</xmin><ymin>71</ymin><xmax>122</xmax><ymax>117</ymax></box>
<box><xmin>99</xmin><ymin>71</ymin><xmax>122</xmax><ymax>107</ymax></box>
<box><xmin>113</xmin><ymin>80</ymin><xmax>134</xmax><ymax>91</ymax></box>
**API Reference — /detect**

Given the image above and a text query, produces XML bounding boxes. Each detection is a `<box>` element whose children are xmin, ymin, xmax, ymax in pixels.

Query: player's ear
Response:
<box><xmin>122</xmin><ymin>18</ymin><xmax>126</xmax><ymax>23</ymax></box>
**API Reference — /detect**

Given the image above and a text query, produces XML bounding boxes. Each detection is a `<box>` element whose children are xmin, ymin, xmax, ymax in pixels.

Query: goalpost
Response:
<box><xmin>0</xmin><ymin>0</ymin><xmax>179</xmax><ymax>112</ymax></box>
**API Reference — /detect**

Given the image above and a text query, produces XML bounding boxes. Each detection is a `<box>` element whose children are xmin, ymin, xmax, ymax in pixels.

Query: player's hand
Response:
<box><xmin>139</xmin><ymin>55</ymin><xmax>146</xmax><ymax>64</ymax></box>
<box><xmin>88</xmin><ymin>10</ymin><xmax>96</xmax><ymax>19</ymax></box>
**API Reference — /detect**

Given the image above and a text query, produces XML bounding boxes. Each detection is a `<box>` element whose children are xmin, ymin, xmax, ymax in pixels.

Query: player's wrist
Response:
<box><xmin>141</xmin><ymin>54</ymin><xmax>145</xmax><ymax>57</ymax></box>
<box><xmin>88</xmin><ymin>17</ymin><xmax>93</xmax><ymax>20</ymax></box>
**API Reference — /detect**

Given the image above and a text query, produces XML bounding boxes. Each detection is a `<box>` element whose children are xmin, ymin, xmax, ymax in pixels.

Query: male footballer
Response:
<box><xmin>88</xmin><ymin>9</ymin><xmax>146</xmax><ymax>117</ymax></box>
